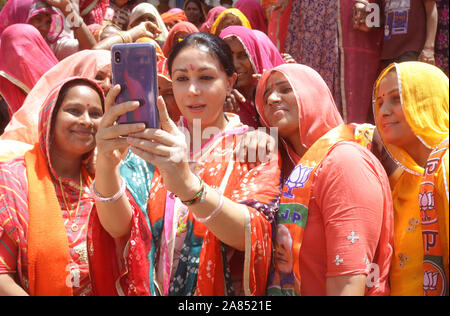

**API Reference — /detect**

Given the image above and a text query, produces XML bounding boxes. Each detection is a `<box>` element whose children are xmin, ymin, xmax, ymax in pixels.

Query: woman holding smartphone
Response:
<box><xmin>90</xmin><ymin>33</ymin><xmax>281</xmax><ymax>296</ymax></box>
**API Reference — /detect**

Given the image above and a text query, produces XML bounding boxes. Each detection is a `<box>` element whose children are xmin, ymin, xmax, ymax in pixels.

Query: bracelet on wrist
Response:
<box><xmin>181</xmin><ymin>176</ymin><xmax>206</xmax><ymax>206</ymax></box>
<box><xmin>117</xmin><ymin>31</ymin><xmax>132</xmax><ymax>43</ymax></box>
<box><xmin>116</xmin><ymin>32</ymin><xmax>127</xmax><ymax>43</ymax></box>
<box><xmin>124</xmin><ymin>31</ymin><xmax>133</xmax><ymax>43</ymax></box>
<box><xmin>90</xmin><ymin>177</ymin><xmax>126</xmax><ymax>203</ymax></box>
<box><xmin>193</xmin><ymin>189</ymin><xmax>224</xmax><ymax>224</ymax></box>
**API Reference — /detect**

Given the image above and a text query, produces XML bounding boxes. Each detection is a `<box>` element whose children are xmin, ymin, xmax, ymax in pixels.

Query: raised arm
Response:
<box><xmin>45</xmin><ymin>0</ymin><xmax>96</xmax><ymax>50</ymax></box>
<box><xmin>93</xmin><ymin>85</ymin><xmax>146</xmax><ymax>238</ymax></box>
<box><xmin>93</xmin><ymin>21</ymin><xmax>160</xmax><ymax>50</ymax></box>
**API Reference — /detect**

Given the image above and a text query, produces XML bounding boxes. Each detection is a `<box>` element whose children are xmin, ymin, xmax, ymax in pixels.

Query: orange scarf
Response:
<box><xmin>267</xmin><ymin>124</ymin><xmax>357</xmax><ymax>295</ymax></box>
<box><xmin>25</xmin><ymin>145</ymin><xmax>73</xmax><ymax>296</ymax></box>
<box><xmin>25</xmin><ymin>145</ymin><xmax>91</xmax><ymax>296</ymax></box>
<box><xmin>419</xmin><ymin>138</ymin><xmax>449</xmax><ymax>296</ymax></box>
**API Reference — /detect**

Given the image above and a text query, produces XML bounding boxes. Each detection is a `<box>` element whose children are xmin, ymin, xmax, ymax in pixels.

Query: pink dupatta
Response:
<box><xmin>220</xmin><ymin>26</ymin><xmax>284</xmax><ymax>81</ymax></box>
<box><xmin>256</xmin><ymin>64</ymin><xmax>344</xmax><ymax>164</ymax></box>
<box><xmin>0</xmin><ymin>24</ymin><xmax>58</xmax><ymax>115</ymax></box>
<box><xmin>234</xmin><ymin>0</ymin><xmax>267</xmax><ymax>33</ymax></box>
<box><xmin>0</xmin><ymin>0</ymin><xmax>34</xmax><ymax>35</ymax></box>
<box><xmin>199</xmin><ymin>6</ymin><xmax>226</xmax><ymax>33</ymax></box>
<box><xmin>220</xmin><ymin>26</ymin><xmax>285</xmax><ymax>127</ymax></box>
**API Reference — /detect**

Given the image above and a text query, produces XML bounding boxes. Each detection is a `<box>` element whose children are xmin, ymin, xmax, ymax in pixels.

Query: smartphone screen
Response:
<box><xmin>111</xmin><ymin>43</ymin><xmax>159</xmax><ymax>128</ymax></box>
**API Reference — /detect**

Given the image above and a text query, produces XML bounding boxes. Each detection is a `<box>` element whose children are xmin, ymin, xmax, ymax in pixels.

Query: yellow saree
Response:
<box><xmin>373</xmin><ymin>62</ymin><xmax>449</xmax><ymax>296</ymax></box>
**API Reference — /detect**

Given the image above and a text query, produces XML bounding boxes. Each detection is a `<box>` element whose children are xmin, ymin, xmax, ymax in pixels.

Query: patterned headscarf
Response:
<box><xmin>38</xmin><ymin>77</ymin><xmax>105</xmax><ymax>170</ymax></box>
<box><xmin>0</xmin><ymin>0</ymin><xmax>64</xmax><ymax>44</ymax></box>
<box><xmin>26</xmin><ymin>0</ymin><xmax>64</xmax><ymax>44</ymax></box>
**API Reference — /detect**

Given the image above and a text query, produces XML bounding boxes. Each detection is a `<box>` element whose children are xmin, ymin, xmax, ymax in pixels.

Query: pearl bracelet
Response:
<box><xmin>90</xmin><ymin>177</ymin><xmax>126</xmax><ymax>203</ymax></box>
<box><xmin>193</xmin><ymin>188</ymin><xmax>224</xmax><ymax>223</ymax></box>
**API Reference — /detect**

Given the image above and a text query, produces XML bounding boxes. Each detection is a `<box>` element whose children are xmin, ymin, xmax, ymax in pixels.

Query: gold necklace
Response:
<box><xmin>58</xmin><ymin>173</ymin><xmax>83</xmax><ymax>232</ymax></box>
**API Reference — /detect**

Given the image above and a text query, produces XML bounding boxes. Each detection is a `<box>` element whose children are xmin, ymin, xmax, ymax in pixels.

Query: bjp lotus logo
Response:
<box><xmin>283</xmin><ymin>164</ymin><xmax>313</xmax><ymax>199</ymax></box>
<box><xmin>423</xmin><ymin>260</ymin><xmax>446</xmax><ymax>296</ymax></box>
<box><xmin>424</xmin><ymin>271</ymin><xmax>439</xmax><ymax>292</ymax></box>
<box><xmin>419</xmin><ymin>192</ymin><xmax>435</xmax><ymax>222</ymax></box>
<box><xmin>419</xmin><ymin>192</ymin><xmax>435</xmax><ymax>211</ymax></box>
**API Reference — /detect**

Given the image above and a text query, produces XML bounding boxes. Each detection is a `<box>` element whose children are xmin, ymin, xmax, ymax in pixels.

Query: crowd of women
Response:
<box><xmin>0</xmin><ymin>0</ymin><xmax>448</xmax><ymax>296</ymax></box>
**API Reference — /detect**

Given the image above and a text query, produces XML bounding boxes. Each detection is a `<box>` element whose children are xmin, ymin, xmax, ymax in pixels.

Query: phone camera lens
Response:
<box><xmin>115</xmin><ymin>52</ymin><xmax>121</xmax><ymax>63</ymax></box>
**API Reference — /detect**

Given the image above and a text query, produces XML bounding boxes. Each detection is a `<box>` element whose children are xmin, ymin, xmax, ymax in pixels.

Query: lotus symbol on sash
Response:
<box><xmin>419</xmin><ymin>192</ymin><xmax>435</xmax><ymax>222</ymax></box>
<box><xmin>283</xmin><ymin>164</ymin><xmax>313</xmax><ymax>199</ymax></box>
<box><xmin>423</xmin><ymin>271</ymin><xmax>439</xmax><ymax>293</ymax></box>
<box><xmin>419</xmin><ymin>192</ymin><xmax>434</xmax><ymax>211</ymax></box>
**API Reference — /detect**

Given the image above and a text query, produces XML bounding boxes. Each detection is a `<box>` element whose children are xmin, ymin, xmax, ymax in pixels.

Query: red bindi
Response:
<box><xmin>190</xmin><ymin>64</ymin><xmax>195</xmax><ymax>71</ymax></box>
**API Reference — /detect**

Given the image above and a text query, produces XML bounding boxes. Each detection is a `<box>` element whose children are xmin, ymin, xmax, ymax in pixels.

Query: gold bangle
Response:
<box><xmin>123</xmin><ymin>31</ymin><xmax>133</xmax><ymax>43</ymax></box>
<box><xmin>116</xmin><ymin>32</ymin><xmax>127</xmax><ymax>43</ymax></box>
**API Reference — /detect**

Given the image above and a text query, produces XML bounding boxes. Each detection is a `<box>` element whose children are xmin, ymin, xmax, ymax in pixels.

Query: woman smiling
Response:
<box><xmin>373</xmin><ymin>62</ymin><xmax>449</xmax><ymax>296</ymax></box>
<box><xmin>0</xmin><ymin>78</ymin><xmax>105</xmax><ymax>296</ymax></box>
<box><xmin>90</xmin><ymin>33</ymin><xmax>281</xmax><ymax>296</ymax></box>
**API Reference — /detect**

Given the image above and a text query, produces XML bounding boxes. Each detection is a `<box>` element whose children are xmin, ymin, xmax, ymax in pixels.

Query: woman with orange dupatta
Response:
<box><xmin>162</xmin><ymin>21</ymin><xmax>199</xmax><ymax>57</ymax></box>
<box><xmin>0</xmin><ymin>77</ymin><xmax>106</xmax><ymax>296</ymax></box>
<box><xmin>89</xmin><ymin>33</ymin><xmax>281</xmax><ymax>296</ymax></box>
<box><xmin>161</xmin><ymin>8</ymin><xmax>188</xmax><ymax>31</ymax></box>
<box><xmin>256</xmin><ymin>64</ymin><xmax>394</xmax><ymax>296</ymax></box>
<box><xmin>373</xmin><ymin>62</ymin><xmax>449</xmax><ymax>296</ymax></box>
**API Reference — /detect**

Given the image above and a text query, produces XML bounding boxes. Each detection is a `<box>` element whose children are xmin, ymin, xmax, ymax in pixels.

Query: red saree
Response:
<box><xmin>89</xmin><ymin>113</ymin><xmax>281</xmax><ymax>296</ymax></box>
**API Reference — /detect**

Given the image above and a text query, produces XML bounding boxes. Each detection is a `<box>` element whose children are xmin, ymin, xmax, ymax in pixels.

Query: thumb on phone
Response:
<box><xmin>156</xmin><ymin>96</ymin><xmax>178</xmax><ymax>133</ymax></box>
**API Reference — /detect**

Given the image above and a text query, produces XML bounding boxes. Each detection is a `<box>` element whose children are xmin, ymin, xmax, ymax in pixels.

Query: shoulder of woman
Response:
<box><xmin>316</xmin><ymin>141</ymin><xmax>387</xmax><ymax>183</ymax></box>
